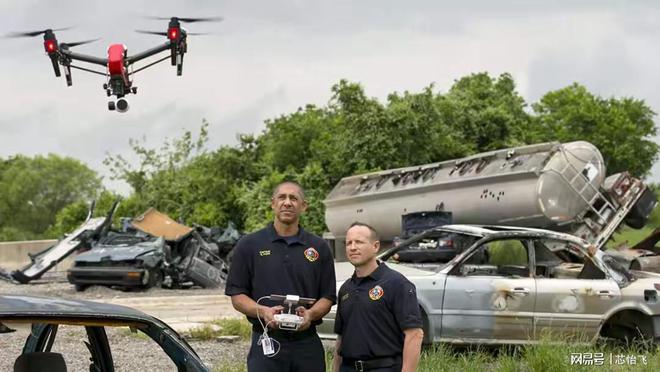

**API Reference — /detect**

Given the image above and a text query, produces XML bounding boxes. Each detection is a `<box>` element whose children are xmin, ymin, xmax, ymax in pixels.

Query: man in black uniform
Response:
<box><xmin>225</xmin><ymin>181</ymin><xmax>336</xmax><ymax>372</ymax></box>
<box><xmin>333</xmin><ymin>222</ymin><xmax>423</xmax><ymax>372</ymax></box>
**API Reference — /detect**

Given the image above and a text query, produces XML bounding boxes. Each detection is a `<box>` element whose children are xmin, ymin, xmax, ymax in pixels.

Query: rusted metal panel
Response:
<box><xmin>131</xmin><ymin>208</ymin><xmax>193</xmax><ymax>242</ymax></box>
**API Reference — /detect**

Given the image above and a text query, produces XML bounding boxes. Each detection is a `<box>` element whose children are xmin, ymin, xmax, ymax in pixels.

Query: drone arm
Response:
<box><xmin>69</xmin><ymin>64</ymin><xmax>108</xmax><ymax>77</ymax></box>
<box><xmin>126</xmin><ymin>42</ymin><xmax>172</xmax><ymax>64</ymax></box>
<box><xmin>61</xmin><ymin>49</ymin><xmax>107</xmax><ymax>66</ymax></box>
<box><xmin>128</xmin><ymin>55</ymin><xmax>170</xmax><ymax>76</ymax></box>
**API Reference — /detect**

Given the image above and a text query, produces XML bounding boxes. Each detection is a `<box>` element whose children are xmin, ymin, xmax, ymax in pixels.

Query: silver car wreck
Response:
<box><xmin>319</xmin><ymin>225</ymin><xmax>660</xmax><ymax>345</ymax></box>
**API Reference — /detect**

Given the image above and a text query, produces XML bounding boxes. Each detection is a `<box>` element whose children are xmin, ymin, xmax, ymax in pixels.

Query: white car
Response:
<box><xmin>319</xmin><ymin>225</ymin><xmax>660</xmax><ymax>345</ymax></box>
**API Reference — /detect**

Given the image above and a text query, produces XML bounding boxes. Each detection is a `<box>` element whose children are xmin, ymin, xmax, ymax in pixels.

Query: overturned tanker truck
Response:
<box><xmin>324</xmin><ymin>141</ymin><xmax>657</xmax><ymax>267</ymax></box>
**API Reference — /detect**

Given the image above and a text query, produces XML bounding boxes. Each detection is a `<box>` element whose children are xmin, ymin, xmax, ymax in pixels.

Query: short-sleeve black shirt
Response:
<box><xmin>334</xmin><ymin>262</ymin><xmax>422</xmax><ymax>360</ymax></box>
<box><xmin>225</xmin><ymin>223</ymin><xmax>336</xmax><ymax>330</ymax></box>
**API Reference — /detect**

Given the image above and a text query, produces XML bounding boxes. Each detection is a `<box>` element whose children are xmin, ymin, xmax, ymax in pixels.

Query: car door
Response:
<box><xmin>532</xmin><ymin>239</ymin><xmax>621</xmax><ymax>342</ymax></box>
<box><xmin>441</xmin><ymin>238</ymin><xmax>536</xmax><ymax>343</ymax></box>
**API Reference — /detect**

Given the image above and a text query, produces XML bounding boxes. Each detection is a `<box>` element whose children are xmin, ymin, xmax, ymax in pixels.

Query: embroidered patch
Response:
<box><xmin>341</xmin><ymin>293</ymin><xmax>350</xmax><ymax>302</ymax></box>
<box><xmin>369</xmin><ymin>285</ymin><xmax>384</xmax><ymax>301</ymax></box>
<box><xmin>304</xmin><ymin>247</ymin><xmax>319</xmax><ymax>262</ymax></box>
<box><xmin>259</xmin><ymin>250</ymin><xmax>271</xmax><ymax>256</ymax></box>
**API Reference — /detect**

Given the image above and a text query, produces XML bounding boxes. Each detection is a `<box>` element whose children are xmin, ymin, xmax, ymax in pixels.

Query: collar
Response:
<box><xmin>266</xmin><ymin>223</ymin><xmax>309</xmax><ymax>246</ymax></box>
<box><xmin>351</xmin><ymin>261</ymin><xmax>387</xmax><ymax>282</ymax></box>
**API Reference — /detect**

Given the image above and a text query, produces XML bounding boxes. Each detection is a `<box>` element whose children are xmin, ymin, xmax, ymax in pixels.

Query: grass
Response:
<box><xmin>118</xmin><ymin>326</ymin><xmax>151</xmax><ymax>340</ymax></box>
<box><xmin>189</xmin><ymin>317</ymin><xmax>252</xmax><ymax>341</ymax></box>
<box><xmin>214</xmin><ymin>342</ymin><xmax>659</xmax><ymax>371</ymax></box>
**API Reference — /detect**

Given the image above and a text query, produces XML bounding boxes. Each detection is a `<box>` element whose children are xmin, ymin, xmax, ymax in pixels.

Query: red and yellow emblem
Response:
<box><xmin>304</xmin><ymin>247</ymin><xmax>319</xmax><ymax>262</ymax></box>
<box><xmin>369</xmin><ymin>285</ymin><xmax>384</xmax><ymax>300</ymax></box>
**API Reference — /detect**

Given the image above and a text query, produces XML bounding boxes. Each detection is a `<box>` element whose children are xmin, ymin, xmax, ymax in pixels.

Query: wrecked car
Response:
<box><xmin>67</xmin><ymin>208</ymin><xmax>241</xmax><ymax>291</ymax></box>
<box><xmin>67</xmin><ymin>235</ymin><xmax>167</xmax><ymax>291</ymax></box>
<box><xmin>318</xmin><ymin>225</ymin><xmax>660</xmax><ymax>346</ymax></box>
<box><xmin>0</xmin><ymin>294</ymin><xmax>208</xmax><ymax>371</ymax></box>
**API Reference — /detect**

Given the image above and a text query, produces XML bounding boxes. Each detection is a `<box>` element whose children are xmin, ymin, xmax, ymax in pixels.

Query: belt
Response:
<box><xmin>262</xmin><ymin>327</ymin><xmax>316</xmax><ymax>342</ymax></box>
<box><xmin>343</xmin><ymin>355</ymin><xmax>402</xmax><ymax>371</ymax></box>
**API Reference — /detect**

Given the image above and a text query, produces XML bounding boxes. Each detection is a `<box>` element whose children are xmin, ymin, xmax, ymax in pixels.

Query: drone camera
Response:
<box><xmin>116</xmin><ymin>99</ymin><xmax>129</xmax><ymax>113</ymax></box>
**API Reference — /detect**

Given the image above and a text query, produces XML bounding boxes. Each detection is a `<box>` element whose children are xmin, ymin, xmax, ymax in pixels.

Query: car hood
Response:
<box><xmin>334</xmin><ymin>261</ymin><xmax>436</xmax><ymax>282</ymax></box>
<box><xmin>75</xmin><ymin>238</ymin><xmax>165</xmax><ymax>263</ymax></box>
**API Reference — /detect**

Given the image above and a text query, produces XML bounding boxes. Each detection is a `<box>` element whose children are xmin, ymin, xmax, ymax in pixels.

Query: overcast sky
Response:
<box><xmin>1</xmin><ymin>0</ymin><xmax>659</xmax><ymax>194</ymax></box>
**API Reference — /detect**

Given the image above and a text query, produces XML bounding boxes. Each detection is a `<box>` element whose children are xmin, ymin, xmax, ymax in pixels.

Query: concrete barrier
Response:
<box><xmin>0</xmin><ymin>239</ymin><xmax>76</xmax><ymax>272</ymax></box>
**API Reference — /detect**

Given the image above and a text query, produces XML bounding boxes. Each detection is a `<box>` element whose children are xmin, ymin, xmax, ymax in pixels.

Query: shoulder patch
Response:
<box><xmin>259</xmin><ymin>250</ymin><xmax>271</xmax><ymax>256</ymax></box>
<box><xmin>369</xmin><ymin>285</ymin><xmax>384</xmax><ymax>301</ymax></box>
<box><xmin>304</xmin><ymin>247</ymin><xmax>319</xmax><ymax>262</ymax></box>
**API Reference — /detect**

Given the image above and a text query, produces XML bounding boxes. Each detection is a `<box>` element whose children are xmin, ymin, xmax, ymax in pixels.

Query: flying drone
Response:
<box><xmin>7</xmin><ymin>16</ymin><xmax>220</xmax><ymax>113</ymax></box>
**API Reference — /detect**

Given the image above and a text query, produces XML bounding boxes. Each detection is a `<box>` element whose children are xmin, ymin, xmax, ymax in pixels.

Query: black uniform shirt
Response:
<box><xmin>225</xmin><ymin>223</ymin><xmax>337</xmax><ymax>330</ymax></box>
<box><xmin>334</xmin><ymin>262</ymin><xmax>422</xmax><ymax>360</ymax></box>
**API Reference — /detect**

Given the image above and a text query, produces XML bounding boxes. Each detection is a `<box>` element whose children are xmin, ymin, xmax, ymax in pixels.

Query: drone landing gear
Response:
<box><xmin>64</xmin><ymin>65</ymin><xmax>72</xmax><ymax>86</ymax></box>
<box><xmin>176</xmin><ymin>53</ymin><xmax>183</xmax><ymax>76</ymax></box>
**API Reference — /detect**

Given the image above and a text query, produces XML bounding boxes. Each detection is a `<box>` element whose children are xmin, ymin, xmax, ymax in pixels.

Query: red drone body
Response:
<box><xmin>107</xmin><ymin>44</ymin><xmax>126</xmax><ymax>76</ymax></box>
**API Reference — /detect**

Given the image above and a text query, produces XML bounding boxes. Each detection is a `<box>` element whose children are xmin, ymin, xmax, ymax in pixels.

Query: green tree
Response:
<box><xmin>0</xmin><ymin>154</ymin><xmax>101</xmax><ymax>240</ymax></box>
<box><xmin>439</xmin><ymin>72</ymin><xmax>533</xmax><ymax>152</ymax></box>
<box><xmin>532</xmin><ymin>84</ymin><xmax>659</xmax><ymax>177</ymax></box>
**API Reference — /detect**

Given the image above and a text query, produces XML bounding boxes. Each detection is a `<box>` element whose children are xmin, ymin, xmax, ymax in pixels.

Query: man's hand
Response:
<box><xmin>295</xmin><ymin>306</ymin><xmax>313</xmax><ymax>331</ymax></box>
<box><xmin>259</xmin><ymin>305</ymin><xmax>284</xmax><ymax>329</ymax></box>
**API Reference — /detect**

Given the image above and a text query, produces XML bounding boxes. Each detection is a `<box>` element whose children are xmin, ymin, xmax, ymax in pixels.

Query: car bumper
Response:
<box><xmin>67</xmin><ymin>266</ymin><xmax>148</xmax><ymax>287</ymax></box>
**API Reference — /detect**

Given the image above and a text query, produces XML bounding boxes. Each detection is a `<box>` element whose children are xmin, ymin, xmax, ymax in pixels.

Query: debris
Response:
<box><xmin>216</xmin><ymin>335</ymin><xmax>240</xmax><ymax>343</ymax></box>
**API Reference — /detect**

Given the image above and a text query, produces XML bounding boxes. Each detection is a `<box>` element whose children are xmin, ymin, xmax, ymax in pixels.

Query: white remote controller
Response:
<box><xmin>274</xmin><ymin>313</ymin><xmax>304</xmax><ymax>330</ymax></box>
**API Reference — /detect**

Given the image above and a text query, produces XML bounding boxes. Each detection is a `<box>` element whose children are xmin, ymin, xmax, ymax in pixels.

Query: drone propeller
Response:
<box><xmin>135</xmin><ymin>30</ymin><xmax>167</xmax><ymax>36</ymax></box>
<box><xmin>5</xmin><ymin>27</ymin><xmax>72</xmax><ymax>38</ymax></box>
<box><xmin>60</xmin><ymin>38</ymin><xmax>100</xmax><ymax>48</ymax></box>
<box><xmin>146</xmin><ymin>16</ymin><xmax>223</xmax><ymax>23</ymax></box>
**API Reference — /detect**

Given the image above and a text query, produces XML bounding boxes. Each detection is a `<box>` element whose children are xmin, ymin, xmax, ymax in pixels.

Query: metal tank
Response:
<box><xmin>324</xmin><ymin>141</ymin><xmax>607</xmax><ymax>242</ymax></box>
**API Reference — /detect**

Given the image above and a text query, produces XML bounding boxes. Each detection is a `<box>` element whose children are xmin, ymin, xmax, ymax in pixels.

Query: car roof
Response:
<box><xmin>0</xmin><ymin>294</ymin><xmax>160</xmax><ymax>323</ymax></box>
<box><xmin>433</xmin><ymin>224</ymin><xmax>587</xmax><ymax>244</ymax></box>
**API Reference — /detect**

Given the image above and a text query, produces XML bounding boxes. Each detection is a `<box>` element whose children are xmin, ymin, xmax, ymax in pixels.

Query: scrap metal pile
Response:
<box><xmin>0</xmin><ymin>202</ymin><xmax>241</xmax><ymax>291</ymax></box>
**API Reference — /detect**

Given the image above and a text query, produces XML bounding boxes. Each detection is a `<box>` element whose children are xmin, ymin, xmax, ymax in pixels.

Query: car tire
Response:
<box><xmin>145</xmin><ymin>268</ymin><xmax>164</xmax><ymax>289</ymax></box>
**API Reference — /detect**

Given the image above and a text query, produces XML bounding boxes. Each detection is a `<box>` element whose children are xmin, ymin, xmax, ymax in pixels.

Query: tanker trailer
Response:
<box><xmin>324</xmin><ymin>141</ymin><xmax>656</xmax><ymax>259</ymax></box>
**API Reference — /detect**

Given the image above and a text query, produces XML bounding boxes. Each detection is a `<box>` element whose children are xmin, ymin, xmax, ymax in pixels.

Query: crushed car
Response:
<box><xmin>67</xmin><ymin>208</ymin><xmax>241</xmax><ymax>291</ymax></box>
<box><xmin>318</xmin><ymin>225</ymin><xmax>660</xmax><ymax>346</ymax></box>
<box><xmin>0</xmin><ymin>294</ymin><xmax>209</xmax><ymax>371</ymax></box>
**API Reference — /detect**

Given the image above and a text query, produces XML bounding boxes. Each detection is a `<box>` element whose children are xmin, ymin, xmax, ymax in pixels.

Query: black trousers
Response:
<box><xmin>247</xmin><ymin>331</ymin><xmax>325</xmax><ymax>372</ymax></box>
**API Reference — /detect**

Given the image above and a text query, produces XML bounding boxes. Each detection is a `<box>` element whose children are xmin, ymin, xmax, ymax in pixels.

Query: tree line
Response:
<box><xmin>1</xmin><ymin>73</ymin><xmax>658</xmax><ymax>240</ymax></box>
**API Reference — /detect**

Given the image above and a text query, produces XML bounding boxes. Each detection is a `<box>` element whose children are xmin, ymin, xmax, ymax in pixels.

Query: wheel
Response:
<box><xmin>108</xmin><ymin>101</ymin><xmax>115</xmax><ymax>111</ymax></box>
